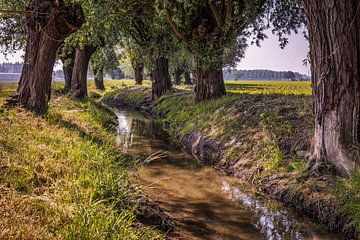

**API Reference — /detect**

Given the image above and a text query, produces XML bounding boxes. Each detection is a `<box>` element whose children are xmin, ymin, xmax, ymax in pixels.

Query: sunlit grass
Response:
<box><xmin>225</xmin><ymin>80</ymin><xmax>312</xmax><ymax>95</ymax></box>
<box><xmin>0</xmin><ymin>83</ymin><xmax>163</xmax><ymax>239</ymax></box>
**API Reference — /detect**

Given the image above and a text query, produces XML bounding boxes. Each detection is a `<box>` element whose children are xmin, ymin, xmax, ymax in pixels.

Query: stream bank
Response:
<box><xmin>104</xmin><ymin>86</ymin><xmax>360</xmax><ymax>239</ymax></box>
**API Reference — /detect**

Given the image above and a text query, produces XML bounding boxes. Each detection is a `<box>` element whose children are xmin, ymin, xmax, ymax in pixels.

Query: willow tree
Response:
<box><xmin>121</xmin><ymin>39</ymin><xmax>146</xmax><ymax>85</ymax></box>
<box><xmin>117</xmin><ymin>0</ymin><xmax>178</xmax><ymax>99</ymax></box>
<box><xmin>66</xmin><ymin>0</ymin><xmax>123</xmax><ymax>99</ymax></box>
<box><xmin>59</xmin><ymin>43</ymin><xmax>75</xmax><ymax>92</ymax></box>
<box><xmin>0</xmin><ymin>0</ymin><xmax>84</xmax><ymax>115</ymax></box>
<box><xmin>91</xmin><ymin>47</ymin><xmax>119</xmax><ymax>90</ymax></box>
<box><xmin>299</xmin><ymin>1</ymin><xmax>360</xmax><ymax>176</ymax></box>
<box><xmin>169</xmin><ymin>45</ymin><xmax>194</xmax><ymax>85</ymax></box>
<box><xmin>159</xmin><ymin>0</ymin><xmax>265</xmax><ymax>101</ymax></box>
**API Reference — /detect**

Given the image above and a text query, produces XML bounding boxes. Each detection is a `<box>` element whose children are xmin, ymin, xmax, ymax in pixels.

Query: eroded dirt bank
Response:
<box><xmin>104</xmin><ymin>86</ymin><xmax>360</xmax><ymax>239</ymax></box>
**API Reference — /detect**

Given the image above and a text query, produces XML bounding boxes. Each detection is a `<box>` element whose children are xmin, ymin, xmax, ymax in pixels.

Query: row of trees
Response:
<box><xmin>224</xmin><ymin>69</ymin><xmax>309</xmax><ymax>81</ymax></box>
<box><xmin>0</xmin><ymin>62</ymin><xmax>23</xmax><ymax>73</ymax></box>
<box><xmin>1</xmin><ymin>0</ymin><xmax>360</xmax><ymax>177</ymax></box>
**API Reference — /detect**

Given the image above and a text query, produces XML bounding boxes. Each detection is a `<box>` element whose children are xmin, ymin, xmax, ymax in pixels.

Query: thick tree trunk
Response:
<box><xmin>94</xmin><ymin>66</ymin><xmax>105</xmax><ymax>90</ymax></box>
<box><xmin>173</xmin><ymin>69</ymin><xmax>182</xmax><ymax>85</ymax></box>
<box><xmin>59</xmin><ymin>47</ymin><xmax>75</xmax><ymax>92</ymax></box>
<box><xmin>63</xmin><ymin>62</ymin><xmax>74</xmax><ymax>91</ymax></box>
<box><xmin>151</xmin><ymin>57</ymin><xmax>172</xmax><ymax>100</ymax></box>
<box><xmin>195</xmin><ymin>59</ymin><xmax>226</xmax><ymax>101</ymax></box>
<box><xmin>17</xmin><ymin>0</ymin><xmax>84</xmax><ymax>115</ymax></box>
<box><xmin>133</xmin><ymin>64</ymin><xmax>144</xmax><ymax>85</ymax></box>
<box><xmin>184</xmin><ymin>71</ymin><xmax>192</xmax><ymax>85</ymax></box>
<box><xmin>71</xmin><ymin>45</ymin><xmax>96</xmax><ymax>99</ymax></box>
<box><xmin>304</xmin><ymin>1</ymin><xmax>360</xmax><ymax>176</ymax></box>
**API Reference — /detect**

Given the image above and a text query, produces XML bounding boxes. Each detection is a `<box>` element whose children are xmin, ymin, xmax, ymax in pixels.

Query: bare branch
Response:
<box><xmin>208</xmin><ymin>0</ymin><xmax>223</xmax><ymax>28</ymax></box>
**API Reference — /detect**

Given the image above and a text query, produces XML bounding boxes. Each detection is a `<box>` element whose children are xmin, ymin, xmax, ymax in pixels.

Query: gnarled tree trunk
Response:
<box><xmin>151</xmin><ymin>57</ymin><xmax>172</xmax><ymax>100</ymax></box>
<box><xmin>184</xmin><ymin>71</ymin><xmax>192</xmax><ymax>85</ymax></box>
<box><xmin>71</xmin><ymin>45</ymin><xmax>96</xmax><ymax>99</ymax></box>
<box><xmin>59</xmin><ymin>46</ymin><xmax>75</xmax><ymax>92</ymax></box>
<box><xmin>304</xmin><ymin>1</ymin><xmax>360</xmax><ymax>176</ymax></box>
<box><xmin>133</xmin><ymin>63</ymin><xmax>144</xmax><ymax>85</ymax></box>
<box><xmin>195</xmin><ymin>58</ymin><xmax>226</xmax><ymax>101</ymax></box>
<box><xmin>17</xmin><ymin>0</ymin><xmax>84</xmax><ymax>115</ymax></box>
<box><xmin>94</xmin><ymin>66</ymin><xmax>105</xmax><ymax>90</ymax></box>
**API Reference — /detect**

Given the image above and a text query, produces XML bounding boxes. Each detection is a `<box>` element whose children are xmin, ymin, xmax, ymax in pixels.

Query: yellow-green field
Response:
<box><xmin>1</xmin><ymin>80</ymin><xmax>312</xmax><ymax>99</ymax></box>
<box><xmin>225</xmin><ymin>81</ymin><xmax>312</xmax><ymax>95</ymax></box>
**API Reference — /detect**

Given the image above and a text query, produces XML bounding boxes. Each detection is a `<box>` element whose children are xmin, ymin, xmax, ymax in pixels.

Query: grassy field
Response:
<box><xmin>225</xmin><ymin>81</ymin><xmax>312</xmax><ymax>95</ymax></box>
<box><xmin>0</xmin><ymin>80</ymin><xmax>163</xmax><ymax>239</ymax></box>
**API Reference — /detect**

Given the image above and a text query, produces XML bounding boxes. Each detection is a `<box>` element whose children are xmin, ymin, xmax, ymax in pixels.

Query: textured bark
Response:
<box><xmin>173</xmin><ymin>69</ymin><xmax>182</xmax><ymax>85</ymax></box>
<box><xmin>304</xmin><ymin>1</ymin><xmax>360</xmax><ymax>176</ymax></box>
<box><xmin>151</xmin><ymin>57</ymin><xmax>172</xmax><ymax>100</ymax></box>
<box><xmin>59</xmin><ymin>47</ymin><xmax>75</xmax><ymax>92</ymax></box>
<box><xmin>17</xmin><ymin>0</ymin><xmax>84</xmax><ymax>115</ymax></box>
<box><xmin>195</xmin><ymin>59</ymin><xmax>226</xmax><ymax>101</ymax></box>
<box><xmin>71</xmin><ymin>45</ymin><xmax>96</xmax><ymax>99</ymax></box>
<box><xmin>184</xmin><ymin>71</ymin><xmax>192</xmax><ymax>85</ymax></box>
<box><xmin>94</xmin><ymin>66</ymin><xmax>105</xmax><ymax>90</ymax></box>
<box><xmin>63</xmin><ymin>61</ymin><xmax>74</xmax><ymax>91</ymax></box>
<box><xmin>133</xmin><ymin>64</ymin><xmax>144</xmax><ymax>85</ymax></box>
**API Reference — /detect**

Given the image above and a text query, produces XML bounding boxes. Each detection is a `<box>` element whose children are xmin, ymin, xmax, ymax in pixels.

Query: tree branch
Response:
<box><xmin>165</xmin><ymin>10</ymin><xmax>188</xmax><ymax>43</ymax></box>
<box><xmin>208</xmin><ymin>0</ymin><xmax>223</xmax><ymax>28</ymax></box>
<box><xmin>225</xmin><ymin>0</ymin><xmax>233</xmax><ymax>22</ymax></box>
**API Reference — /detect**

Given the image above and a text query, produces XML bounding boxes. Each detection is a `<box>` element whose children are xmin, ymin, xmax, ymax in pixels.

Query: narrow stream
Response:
<box><xmin>115</xmin><ymin>108</ymin><xmax>339</xmax><ymax>240</ymax></box>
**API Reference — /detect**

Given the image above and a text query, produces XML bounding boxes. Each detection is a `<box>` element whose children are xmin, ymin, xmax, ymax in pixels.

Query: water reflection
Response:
<box><xmin>222</xmin><ymin>182</ymin><xmax>312</xmax><ymax>240</ymax></box>
<box><xmin>115</xmin><ymin>108</ymin><xmax>339</xmax><ymax>240</ymax></box>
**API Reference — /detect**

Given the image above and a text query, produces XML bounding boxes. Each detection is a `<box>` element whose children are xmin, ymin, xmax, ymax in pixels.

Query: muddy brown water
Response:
<box><xmin>115</xmin><ymin>108</ymin><xmax>340</xmax><ymax>240</ymax></box>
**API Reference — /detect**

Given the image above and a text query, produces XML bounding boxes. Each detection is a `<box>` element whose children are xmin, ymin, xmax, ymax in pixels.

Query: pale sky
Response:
<box><xmin>239</xmin><ymin>30</ymin><xmax>310</xmax><ymax>75</ymax></box>
<box><xmin>0</xmin><ymin>30</ymin><xmax>310</xmax><ymax>74</ymax></box>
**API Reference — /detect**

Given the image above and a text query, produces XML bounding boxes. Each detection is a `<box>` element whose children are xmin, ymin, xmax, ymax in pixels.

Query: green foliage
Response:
<box><xmin>0</xmin><ymin>0</ymin><xmax>27</xmax><ymax>54</ymax></box>
<box><xmin>158</xmin><ymin>0</ymin><xmax>265</xmax><ymax>69</ymax></box>
<box><xmin>91</xmin><ymin>46</ymin><xmax>119</xmax><ymax>74</ymax></box>
<box><xmin>336</xmin><ymin>172</ymin><xmax>360</xmax><ymax>231</ymax></box>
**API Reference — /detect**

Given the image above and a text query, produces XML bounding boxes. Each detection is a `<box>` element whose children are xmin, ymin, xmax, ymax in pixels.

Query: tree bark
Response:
<box><xmin>303</xmin><ymin>1</ymin><xmax>360</xmax><ymax>176</ymax></box>
<box><xmin>133</xmin><ymin>64</ymin><xmax>144</xmax><ymax>85</ymax></box>
<box><xmin>184</xmin><ymin>71</ymin><xmax>192</xmax><ymax>85</ymax></box>
<box><xmin>151</xmin><ymin>57</ymin><xmax>172</xmax><ymax>100</ymax></box>
<box><xmin>173</xmin><ymin>69</ymin><xmax>182</xmax><ymax>85</ymax></box>
<box><xmin>17</xmin><ymin>0</ymin><xmax>84</xmax><ymax>115</ymax></box>
<box><xmin>63</xmin><ymin>61</ymin><xmax>74</xmax><ymax>91</ymax></box>
<box><xmin>59</xmin><ymin>46</ymin><xmax>75</xmax><ymax>92</ymax></box>
<box><xmin>195</xmin><ymin>58</ymin><xmax>226</xmax><ymax>101</ymax></box>
<box><xmin>71</xmin><ymin>45</ymin><xmax>96</xmax><ymax>99</ymax></box>
<box><xmin>94</xmin><ymin>66</ymin><xmax>105</xmax><ymax>90</ymax></box>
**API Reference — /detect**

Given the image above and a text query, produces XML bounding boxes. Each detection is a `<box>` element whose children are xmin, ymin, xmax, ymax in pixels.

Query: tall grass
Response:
<box><xmin>0</xmin><ymin>81</ymin><xmax>163</xmax><ymax>239</ymax></box>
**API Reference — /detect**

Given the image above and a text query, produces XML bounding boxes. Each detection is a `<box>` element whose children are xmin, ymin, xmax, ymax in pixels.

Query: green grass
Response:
<box><xmin>0</xmin><ymin>81</ymin><xmax>163</xmax><ymax>239</ymax></box>
<box><xmin>336</xmin><ymin>172</ymin><xmax>360</xmax><ymax>231</ymax></box>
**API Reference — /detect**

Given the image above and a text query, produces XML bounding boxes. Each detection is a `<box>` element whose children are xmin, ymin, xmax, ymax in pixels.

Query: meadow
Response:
<box><xmin>224</xmin><ymin>80</ymin><xmax>312</xmax><ymax>95</ymax></box>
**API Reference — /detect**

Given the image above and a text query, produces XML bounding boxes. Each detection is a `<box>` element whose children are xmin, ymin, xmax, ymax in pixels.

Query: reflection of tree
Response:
<box><xmin>222</xmin><ymin>182</ymin><xmax>309</xmax><ymax>239</ymax></box>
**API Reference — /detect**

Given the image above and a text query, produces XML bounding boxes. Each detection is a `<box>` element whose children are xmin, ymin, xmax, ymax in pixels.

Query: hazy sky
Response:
<box><xmin>239</xmin><ymin>30</ymin><xmax>310</xmax><ymax>74</ymax></box>
<box><xmin>0</xmin><ymin>30</ymin><xmax>310</xmax><ymax>74</ymax></box>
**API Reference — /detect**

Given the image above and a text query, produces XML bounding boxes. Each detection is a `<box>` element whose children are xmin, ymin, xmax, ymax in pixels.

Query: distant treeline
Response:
<box><xmin>224</xmin><ymin>69</ymin><xmax>310</xmax><ymax>81</ymax></box>
<box><xmin>0</xmin><ymin>62</ymin><xmax>23</xmax><ymax>73</ymax></box>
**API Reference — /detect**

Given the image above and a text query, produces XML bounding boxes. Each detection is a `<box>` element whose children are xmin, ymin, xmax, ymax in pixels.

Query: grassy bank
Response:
<box><xmin>0</xmin><ymin>81</ymin><xmax>163</xmax><ymax>239</ymax></box>
<box><xmin>105</xmin><ymin>84</ymin><xmax>360</xmax><ymax>238</ymax></box>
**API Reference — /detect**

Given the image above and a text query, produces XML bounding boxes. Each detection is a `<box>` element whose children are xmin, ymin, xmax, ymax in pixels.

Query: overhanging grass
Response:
<box><xmin>0</xmin><ymin>82</ymin><xmax>163</xmax><ymax>239</ymax></box>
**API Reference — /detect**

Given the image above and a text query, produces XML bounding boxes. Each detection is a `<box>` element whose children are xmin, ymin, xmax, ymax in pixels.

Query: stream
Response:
<box><xmin>115</xmin><ymin>108</ymin><xmax>340</xmax><ymax>240</ymax></box>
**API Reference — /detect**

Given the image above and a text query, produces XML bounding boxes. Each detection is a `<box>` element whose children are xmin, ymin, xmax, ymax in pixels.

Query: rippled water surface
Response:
<box><xmin>115</xmin><ymin>108</ymin><xmax>339</xmax><ymax>240</ymax></box>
